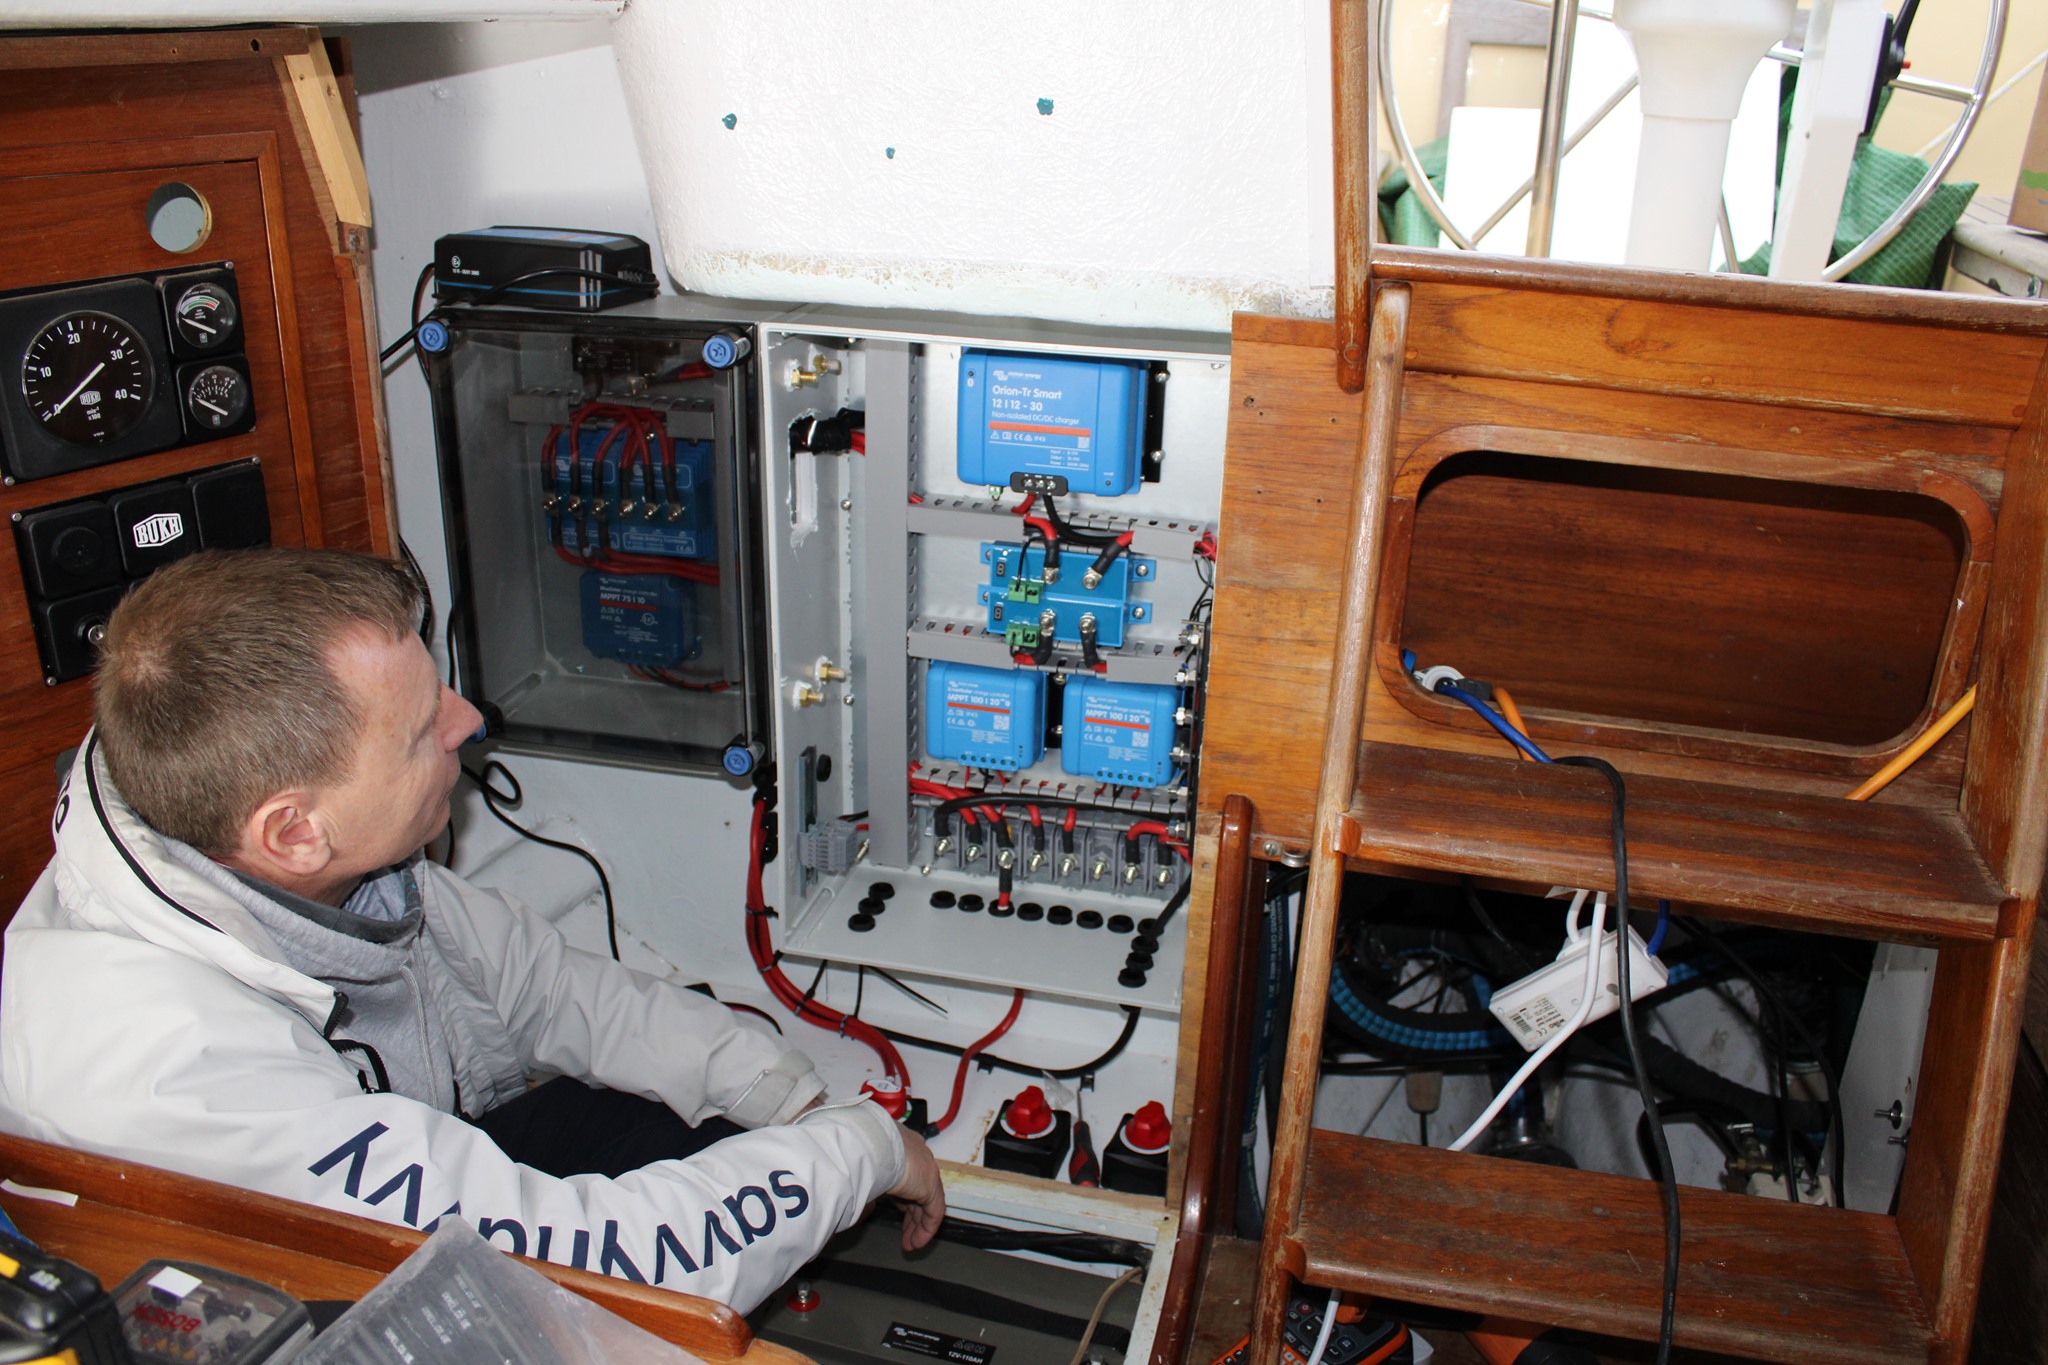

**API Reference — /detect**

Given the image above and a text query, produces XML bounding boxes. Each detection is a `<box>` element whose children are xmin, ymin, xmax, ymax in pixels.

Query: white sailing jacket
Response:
<box><xmin>0</xmin><ymin>736</ymin><xmax>905</xmax><ymax>1314</ymax></box>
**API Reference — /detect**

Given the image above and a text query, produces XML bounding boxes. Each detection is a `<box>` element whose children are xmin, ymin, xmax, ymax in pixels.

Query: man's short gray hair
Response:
<box><xmin>93</xmin><ymin>548</ymin><xmax>425</xmax><ymax>857</ymax></box>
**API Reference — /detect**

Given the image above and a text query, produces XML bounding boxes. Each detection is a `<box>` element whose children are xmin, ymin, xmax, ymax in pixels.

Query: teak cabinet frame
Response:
<box><xmin>0</xmin><ymin>29</ymin><xmax>391</xmax><ymax>924</ymax></box>
<box><xmin>1193</xmin><ymin>250</ymin><xmax>2048</xmax><ymax>1365</ymax></box>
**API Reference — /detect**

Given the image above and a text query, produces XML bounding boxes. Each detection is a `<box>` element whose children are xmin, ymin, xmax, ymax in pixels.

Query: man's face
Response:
<box><xmin>317</xmin><ymin>624</ymin><xmax>483</xmax><ymax>880</ymax></box>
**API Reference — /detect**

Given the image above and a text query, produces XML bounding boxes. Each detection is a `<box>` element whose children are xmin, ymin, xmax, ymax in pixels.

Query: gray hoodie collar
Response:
<box><xmin>221</xmin><ymin>863</ymin><xmax>421</xmax><ymax>946</ymax></box>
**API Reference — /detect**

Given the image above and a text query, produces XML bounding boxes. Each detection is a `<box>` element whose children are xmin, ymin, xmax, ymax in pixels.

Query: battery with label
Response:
<box><xmin>925</xmin><ymin>662</ymin><xmax>1046</xmax><ymax>771</ymax></box>
<box><xmin>956</xmin><ymin>351</ymin><xmax>1147</xmax><ymax>497</ymax></box>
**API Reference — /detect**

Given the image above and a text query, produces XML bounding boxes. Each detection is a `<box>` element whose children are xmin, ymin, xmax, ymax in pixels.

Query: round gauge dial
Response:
<box><xmin>182</xmin><ymin>363</ymin><xmax>250</xmax><ymax>432</ymax></box>
<box><xmin>22</xmin><ymin>312</ymin><xmax>154</xmax><ymax>447</ymax></box>
<box><xmin>172</xmin><ymin>282</ymin><xmax>238</xmax><ymax>351</ymax></box>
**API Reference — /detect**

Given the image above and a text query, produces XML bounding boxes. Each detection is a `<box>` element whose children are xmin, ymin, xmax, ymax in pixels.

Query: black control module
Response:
<box><xmin>432</xmin><ymin>227</ymin><xmax>658</xmax><ymax>312</ymax></box>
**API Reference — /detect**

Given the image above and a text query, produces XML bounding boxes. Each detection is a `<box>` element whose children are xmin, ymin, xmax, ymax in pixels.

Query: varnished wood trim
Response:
<box><xmin>1230</xmin><ymin>314</ymin><xmax>1334</xmax><ymax>349</ymax></box>
<box><xmin>1373</xmin><ymin>424</ymin><xmax>1994</xmax><ymax>773</ymax></box>
<box><xmin>1295</xmin><ymin>1129</ymin><xmax>1931</xmax><ymax>1364</ymax></box>
<box><xmin>0</xmin><ymin>131</ymin><xmax>277</xmax><ymax>181</ymax></box>
<box><xmin>336</xmin><ymin>243</ymin><xmax>397</xmax><ymax>555</ymax></box>
<box><xmin>1152</xmin><ymin>797</ymin><xmax>1259</xmax><ymax>1365</ymax></box>
<box><xmin>0</xmin><ymin>1133</ymin><xmax>764</xmax><ymax>1362</ymax></box>
<box><xmin>1251</xmin><ymin>286</ymin><xmax>1412</xmax><ymax>1365</ymax></box>
<box><xmin>1372</xmin><ymin>245</ymin><xmax>2048</xmax><ymax>336</ymax></box>
<box><xmin>1329</xmin><ymin>0</ymin><xmax>1371</xmax><ymax>393</ymax></box>
<box><xmin>1961</xmin><ymin>354</ymin><xmax>2048</xmax><ymax>897</ymax></box>
<box><xmin>1897</xmin><ymin>922</ymin><xmax>2036</xmax><ymax>1363</ymax></box>
<box><xmin>0</xmin><ymin>28</ymin><xmax>313</xmax><ymax>71</ymax></box>
<box><xmin>252</xmin><ymin>134</ymin><xmax>326</xmax><ymax>547</ymax></box>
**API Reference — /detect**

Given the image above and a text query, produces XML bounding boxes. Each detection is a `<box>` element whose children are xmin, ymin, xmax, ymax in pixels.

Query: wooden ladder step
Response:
<box><xmin>1338</xmin><ymin>742</ymin><xmax>2006</xmax><ymax>940</ymax></box>
<box><xmin>1292</xmin><ymin>1130</ymin><xmax>1932</xmax><ymax>1365</ymax></box>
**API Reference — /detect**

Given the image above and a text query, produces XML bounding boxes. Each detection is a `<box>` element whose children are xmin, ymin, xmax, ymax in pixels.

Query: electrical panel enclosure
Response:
<box><xmin>426</xmin><ymin>307</ymin><xmax>767</xmax><ymax>773</ymax></box>
<box><xmin>753</xmin><ymin>312</ymin><xmax>1227</xmax><ymax>1012</ymax></box>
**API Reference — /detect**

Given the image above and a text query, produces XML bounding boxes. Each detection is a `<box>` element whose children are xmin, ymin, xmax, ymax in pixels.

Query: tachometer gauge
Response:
<box><xmin>22</xmin><ymin>312</ymin><xmax>154</xmax><ymax>447</ymax></box>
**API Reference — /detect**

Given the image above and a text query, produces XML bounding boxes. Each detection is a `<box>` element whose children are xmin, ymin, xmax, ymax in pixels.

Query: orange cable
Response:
<box><xmin>1492</xmin><ymin>684</ymin><xmax>1535</xmax><ymax>762</ymax></box>
<box><xmin>1846</xmin><ymin>685</ymin><xmax>1977</xmax><ymax>801</ymax></box>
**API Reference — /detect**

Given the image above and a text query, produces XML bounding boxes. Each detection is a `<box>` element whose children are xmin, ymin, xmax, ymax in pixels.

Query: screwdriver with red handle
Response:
<box><xmin>1068</xmin><ymin>1093</ymin><xmax>1101</xmax><ymax>1186</ymax></box>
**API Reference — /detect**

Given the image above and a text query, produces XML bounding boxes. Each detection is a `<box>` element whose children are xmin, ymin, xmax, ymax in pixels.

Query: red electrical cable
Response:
<box><xmin>931</xmin><ymin>988</ymin><xmax>1026</xmax><ymax>1133</ymax></box>
<box><xmin>908</xmin><ymin>765</ymin><xmax>975</xmax><ymax>801</ymax></box>
<box><xmin>1124</xmin><ymin>819</ymin><xmax>1192</xmax><ymax>862</ymax></box>
<box><xmin>744</xmin><ymin>799</ymin><xmax>910</xmax><ymax>1086</ymax></box>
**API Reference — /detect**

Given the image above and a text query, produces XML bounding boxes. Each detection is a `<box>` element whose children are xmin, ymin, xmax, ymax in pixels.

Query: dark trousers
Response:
<box><xmin>472</xmin><ymin>1077</ymin><xmax>745</xmax><ymax>1179</ymax></box>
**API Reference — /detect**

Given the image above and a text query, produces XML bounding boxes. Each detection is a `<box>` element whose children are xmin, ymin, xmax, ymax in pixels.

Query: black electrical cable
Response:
<box><xmin>1321</xmin><ymin>1053</ymin><xmax>1527</xmax><ymax>1076</ymax></box>
<box><xmin>1079</xmin><ymin>614</ymin><xmax>1104</xmax><ymax>672</ymax></box>
<box><xmin>397</xmin><ymin>537</ymin><xmax>435</xmax><ymax>647</ymax></box>
<box><xmin>868</xmin><ymin>966</ymin><xmax>948</xmax><ymax>1016</ymax></box>
<box><xmin>1679</xmin><ymin>916</ymin><xmax>1847</xmax><ymax>1207</ymax></box>
<box><xmin>1554</xmin><ymin>754</ymin><xmax>1677</xmax><ymax>1365</ymax></box>
<box><xmin>1462</xmin><ymin>878</ymin><xmax>1538</xmax><ymax>973</ymax></box>
<box><xmin>1040</xmin><ymin>494</ymin><xmax>1125</xmax><ymax>548</ymax></box>
<box><xmin>1772</xmin><ymin>1016</ymin><xmax>1799</xmax><ymax>1203</ymax></box>
<box><xmin>463</xmin><ymin>760</ymin><xmax>620</xmax><ymax>961</ymax></box>
<box><xmin>442</xmin><ymin>585</ymin><xmax>465</xmax><ymax>692</ymax></box>
<box><xmin>1149</xmin><ymin>876</ymin><xmax>1192</xmax><ymax>934</ymax></box>
<box><xmin>874</xmin><ymin>1002</ymin><xmax>1142</xmax><ymax>1081</ymax></box>
<box><xmin>1574</xmin><ymin>1028</ymin><xmax>1830</xmax><ymax>1136</ymax></box>
<box><xmin>928</xmin><ymin>791</ymin><xmax>1129</xmax><ymax>823</ymax></box>
<box><xmin>381</xmin><ymin>265</ymin><xmax>655</xmax><ymax>365</ymax></box>
<box><xmin>800</xmin><ymin>957</ymin><xmax>830</xmax><ymax>1008</ymax></box>
<box><xmin>379</xmin><ymin>261</ymin><xmax>437</xmax><ymax>364</ymax></box>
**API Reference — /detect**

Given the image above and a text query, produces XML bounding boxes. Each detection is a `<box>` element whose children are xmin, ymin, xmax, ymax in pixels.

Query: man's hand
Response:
<box><xmin>890</xmin><ymin>1129</ymin><xmax>946</xmax><ymax>1252</ymax></box>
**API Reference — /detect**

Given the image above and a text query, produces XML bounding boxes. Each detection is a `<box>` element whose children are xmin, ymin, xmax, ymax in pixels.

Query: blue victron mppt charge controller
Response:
<box><xmin>925</xmin><ymin>661</ymin><xmax>1047</xmax><ymax>770</ymax></box>
<box><xmin>957</xmin><ymin>351</ymin><xmax>1147</xmax><ymax>496</ymax></box>
<box><xmin>580</xmin><ymin>571</ymin><xmax>698</xmax><ymax>666</ymax></box>
<box><xmin>1062</xmin><ymin>677</ymin><xmax>1179</xmax><ymax>788</ymax></box>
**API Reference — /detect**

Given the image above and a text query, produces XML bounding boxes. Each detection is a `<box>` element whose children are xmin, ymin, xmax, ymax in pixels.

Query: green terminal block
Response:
<box><xmin>1004</xmin><ymin>620</ymin><xmax>1042</xmax><ymax>649</ymax></box>
<box><xmin>1007</xmin><ymin>576</ymin><xmax>1044</xmax><ymax>606</ymax></box>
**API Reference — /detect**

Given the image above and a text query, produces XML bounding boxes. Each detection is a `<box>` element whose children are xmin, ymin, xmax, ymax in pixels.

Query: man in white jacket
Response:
<box><xmin>0</xmin><ymin>547</ymin><xmax>942</xmax><ymax>1315</ymax></box>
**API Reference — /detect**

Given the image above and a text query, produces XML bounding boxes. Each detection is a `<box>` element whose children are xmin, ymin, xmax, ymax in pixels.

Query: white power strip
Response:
<box><xmin>1489</xmin><ymin>924</ymin><xmax>1668</xmax><ymax>1051</ymax></box>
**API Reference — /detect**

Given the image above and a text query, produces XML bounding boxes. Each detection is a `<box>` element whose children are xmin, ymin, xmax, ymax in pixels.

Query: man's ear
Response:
<box><xmin>235</xmin><ymin>792</ymin><xmax>334</xmax><ymax>883</ymax></box>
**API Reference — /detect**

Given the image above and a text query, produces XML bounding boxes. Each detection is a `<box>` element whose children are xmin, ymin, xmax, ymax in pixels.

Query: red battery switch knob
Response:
<box><xmin>862</xmin><ymin>1077</ymin><xmax>909</xmax><ymax>1121</ymax></box>
<box><xmin>1003</xmin><ymin>1085</ymin><xmax>1057</xmax><ymax>1138</ymax></box>
<box><xmin>1123</xmin><ymin>1100</ymin><xmax>1173</xmax><ymax>1152</ymax></box>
